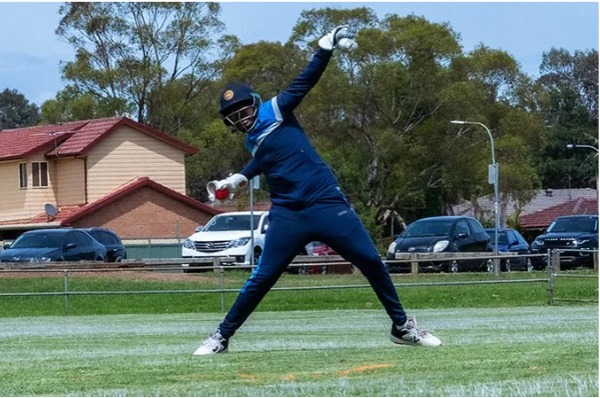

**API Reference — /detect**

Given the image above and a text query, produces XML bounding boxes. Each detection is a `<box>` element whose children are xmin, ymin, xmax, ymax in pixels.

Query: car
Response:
<box><xmin>79</xmin><ymin>227</ymin><xmax>127</xmax><ymax>262</ymax></box>
<box><xmin>0</xmin><ymin>228</ymin><xmax>107</xmax><ymax>263</ymax></box>
<box><xmin>485</xmin><ymin>228</ymin><xmax>532</xmax><ymax>271</ymax></box>
<box><xmin>309</xmin><ymin>241</ymin><xmax>337</xmax><ymax>256</ymax></box>
<box><xmin>182</xmin><ymin>211</ymin><xmax>269</xmax><ymax>268</ymax></box>
<box><xmin>530</xmin><ymin>215</ymin><xmax>598</xmax><ymax>269</ymax></box>
<box><xmin>385</xmin><ymin>216</ymin><xmax>491</xmax><ymax>273</ymax></box>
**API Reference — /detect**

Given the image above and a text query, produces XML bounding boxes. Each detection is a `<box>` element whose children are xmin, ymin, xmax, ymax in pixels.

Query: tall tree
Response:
<box><xmin>0</xmin><ymin>89</ymin><xmax>39</xmax><ymax>129</ymax></box>
<box><xmin>535</xmin><ymin>48</ymin><xmax>598</xmax><ymax>189</ymax></box>
<box><xmin>56</xmin><ymin>2</ymin><xmax>225</xmax><ymax>130</ymax></box>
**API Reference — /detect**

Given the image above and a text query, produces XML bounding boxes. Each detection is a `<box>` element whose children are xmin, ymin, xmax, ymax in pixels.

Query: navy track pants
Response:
<box><xmin>217</xmin><ymin>202</ymin><xmax>407</xmax><ymax>338</ymax></box>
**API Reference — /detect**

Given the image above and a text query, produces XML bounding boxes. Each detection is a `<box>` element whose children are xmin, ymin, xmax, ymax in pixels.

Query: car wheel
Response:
<box><xmin>114</xmin><ymin>256</ymin><xmax>124</xmax><ymax>263</ymax></box>
<box><xmin>486</xmin><ymin>259</ymin><xmax>494</xmax><ymax>273</ymax></box>
<box><xmin>505</xmin><ymin>259</ymin><xmax>511</xmax><ymax>272</ymax></box>
<box><xmin>526</xmin><ymin>258</ymin><xmax>533</xmax><ymax>272</ymax></box>
<box><xmin>252</xmin><ymin>248</ymin><xmax>262</xmax><ymax>267</ymax></box>
<box><xmin>450</xmin><ymin>260</ymin><xmax>459</xmax><ymax>273</ymax></box>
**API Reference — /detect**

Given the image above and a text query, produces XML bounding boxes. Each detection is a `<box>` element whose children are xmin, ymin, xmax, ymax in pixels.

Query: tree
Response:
<box><xmin>0</xmin><ymin>89</ymin><xmax>39</xmax><ymax>129</ymax></box>
<box><xmin>56</xmin><ymin>2</ymin><xmax>225</xmax><ymax>130</ymax></box>
<box><xmin>535</xmin><ymin>48</ymin><xmax>598</xmax><ymax>189</ymax></box>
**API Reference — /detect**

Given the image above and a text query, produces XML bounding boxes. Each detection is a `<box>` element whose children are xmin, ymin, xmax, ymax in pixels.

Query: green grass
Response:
<box><xmin>0</xmin><ymin>270</ymin><xmax>597</xmax><ymax>317</ymax></box>
<box><xmin>0</xmin><ymin>306</ymin><xmax>597</xmax><ymax>396</ymax></box>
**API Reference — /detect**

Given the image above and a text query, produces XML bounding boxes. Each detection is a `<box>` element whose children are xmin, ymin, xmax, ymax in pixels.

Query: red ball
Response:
<box><xmin>215</xmin><ymin>188</ymin><xmax>229</xmax><ymax>200</ymax></box>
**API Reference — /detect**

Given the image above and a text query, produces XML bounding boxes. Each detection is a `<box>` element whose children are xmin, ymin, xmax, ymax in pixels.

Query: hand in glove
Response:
<box><xmin>207</xmin><ymin>173</ymin><xmax>248</xmax><ymax>202</ymax></box>
<box><xmin>318</xmin><ymin>25</ymin><xmax>358</xmax><ymax>51</ymax></box>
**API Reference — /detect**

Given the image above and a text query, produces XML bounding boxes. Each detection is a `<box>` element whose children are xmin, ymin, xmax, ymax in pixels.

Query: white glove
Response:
<box><xmin>207</xmin><ymin>173</ymin><xmax>248</xmax><ymax>202</ymax></box>
<box><xmin>318</xmin><ymin>25</ymin><xmax>358</xmax><ymax>51</ymax></box>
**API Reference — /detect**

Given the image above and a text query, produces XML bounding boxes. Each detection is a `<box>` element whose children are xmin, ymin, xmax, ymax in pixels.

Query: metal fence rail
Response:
<box><xmin>1</xmin><ymin>251</ymin><xmax>596</xmax><ymax>314</ymax></box>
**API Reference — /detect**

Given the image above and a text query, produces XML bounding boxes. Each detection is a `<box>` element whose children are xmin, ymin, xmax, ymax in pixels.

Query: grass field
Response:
<box><xmin>0</xmin><ymin>306</ymin><xmax>597</xmax><ymax>396</ymax></box>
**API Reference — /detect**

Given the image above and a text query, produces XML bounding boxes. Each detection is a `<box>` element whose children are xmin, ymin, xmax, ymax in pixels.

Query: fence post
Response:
<box><xmin>547</xmin><ymin>249</ymin><xmax>556</xmax><ymax>305</ymax></box>
<box><xmin>410</xmin><ymin>253</ymin><xmax>418</xmax><ymax>275</ymax></box>
<box><xmin>63</xmin><ymin>270</ymin><xmax>69</xmax><ymax>315</ymax></box>
<box><xmin>214</xmin><ymin>257</ymin><xmax>225</xmax><ymax>312</ymax></box>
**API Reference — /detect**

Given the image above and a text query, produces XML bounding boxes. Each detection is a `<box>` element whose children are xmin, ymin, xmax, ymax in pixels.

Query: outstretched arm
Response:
<box><xmin>276</xmin><ymin>26</ymin><xmax>357</xmax><ymax>115</ymax></box>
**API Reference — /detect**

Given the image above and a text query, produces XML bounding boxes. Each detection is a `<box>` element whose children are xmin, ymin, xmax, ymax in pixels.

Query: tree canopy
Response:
<box><xmin>30</xmin><ymin>3</ymin><xmax>597</xmax><ymax>240</ymax></box>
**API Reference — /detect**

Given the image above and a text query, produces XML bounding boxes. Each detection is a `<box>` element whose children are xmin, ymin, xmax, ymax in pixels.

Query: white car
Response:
<box><xmin>182</xmin><ymin>211</ymin><xmax>269</xmax><ymax>267</ymax></box>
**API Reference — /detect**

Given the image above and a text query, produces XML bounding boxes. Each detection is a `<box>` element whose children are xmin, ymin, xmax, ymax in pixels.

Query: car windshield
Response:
<box><xmin>203</xmin><ymin>215</ymin><xmax>261</xmax><ymax>232</ymax></box>
<box><xmin>547</xmin><ymin>217</ymin><xmax>598</xmax><ymax>233</ymax></box>
<box><xmin>402</xmin><ymin>219</ymin><xmax>454</xmax><ymax>237</ymax></box>
<box><xmin>486</xmin><ymin>230</ymin><xmax>508</xmax><ymax>245</ymax></box>
<box><xmin>11</xmin><ymin>233</ymin><xmax>64</xmax><ymax>249</ymax></box>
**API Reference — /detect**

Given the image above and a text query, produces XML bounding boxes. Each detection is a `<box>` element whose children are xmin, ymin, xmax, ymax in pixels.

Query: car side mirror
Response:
<box><xmin>64</xmin><ymin>242</ymin><xmax>76</xmax><ymax>250</ymax></box>
<box><xmin>3</xmin><ymin>243</ymin><xmax>10</xmax><ymax>250</ymax></box>
<box><xmin>195</xmin><ymin>225</ymin><xmax>203</xmax><ymax>233</ymax></box>
<box><xmin>456</xmin><ymin>232</ymin><xmax>468</xmax><ymax>240</ymax></box>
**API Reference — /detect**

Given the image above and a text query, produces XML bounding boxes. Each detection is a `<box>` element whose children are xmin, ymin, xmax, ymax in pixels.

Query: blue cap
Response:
<box><xmin>219</xmin><ymin>83</ymin><xmax>259</xmax><ymax>115</ymax></box>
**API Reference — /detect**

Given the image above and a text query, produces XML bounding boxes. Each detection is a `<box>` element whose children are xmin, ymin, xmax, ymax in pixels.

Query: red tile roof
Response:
<box><xmin>520</xmin><ymin>198</ymin><xmax>599</xmax><ymax>229</ymax></box>
<box><xmin>0</xmin><ymin>177</ymin><xmax>221</xmax><ymax>229</ymax></box>
<box><xmin>0</xmin><ymin>117</ymin><xmax>198</xmax><ymax>161</ymax></box>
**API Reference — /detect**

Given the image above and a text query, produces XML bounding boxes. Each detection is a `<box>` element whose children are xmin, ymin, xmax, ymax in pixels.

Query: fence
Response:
<box><xmin>0</xmin><ymin>250</ymin><xmax>597</xmax><ymax>315</ymax></box>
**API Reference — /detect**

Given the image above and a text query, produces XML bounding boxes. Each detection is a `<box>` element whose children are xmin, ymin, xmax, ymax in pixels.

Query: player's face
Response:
<box><xmin>224</xmin><ymin>103</ymin><xmax>258</xmax><ymax>133</ymax></box>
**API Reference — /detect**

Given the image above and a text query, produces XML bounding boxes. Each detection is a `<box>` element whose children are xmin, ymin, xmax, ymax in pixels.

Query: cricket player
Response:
<box><xmin>195</xmin><ymin>26</ymin><xmax>442</xmax><ymax>355</ymax></box>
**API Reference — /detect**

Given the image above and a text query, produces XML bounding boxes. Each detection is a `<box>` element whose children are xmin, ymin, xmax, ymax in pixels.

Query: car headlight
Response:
<box><xmin>575</xmin><ymin>238</ymin><xmax>590</xmax><ymax>246</ymax></box>
<box><xmin>228</xmin><ymin>237</ymin><xmax>251</xmax><ymax>248</ymax></box>
<box><xmin>182</xmin><ymin>239</ymin><xmax>195</xmax><ymax>249</ymax></box>
<box><xmin>432</xmin><ymin>240</ymin><xmax>449</xmax><ymax>252</ymax></box>
<box><xmin>387</xmin><ymin>241</ymin><xmax>397</xmax><ymax>255</ymax></box>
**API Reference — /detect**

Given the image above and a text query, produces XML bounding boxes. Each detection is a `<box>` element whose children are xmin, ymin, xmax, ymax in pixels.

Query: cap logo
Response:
<box><xmin>223</xmin><ymin>90</ymin><xmax>234</xmax><ymax>101</ymax></box>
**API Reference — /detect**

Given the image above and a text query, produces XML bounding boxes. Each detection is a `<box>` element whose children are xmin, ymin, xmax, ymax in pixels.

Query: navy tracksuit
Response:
<box><xmin>217</xmin><ymin>49</ymin><xmax>407</xmax><ymax>338</ymax></box>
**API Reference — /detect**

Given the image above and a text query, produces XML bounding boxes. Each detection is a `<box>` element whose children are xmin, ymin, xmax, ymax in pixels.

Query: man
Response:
<box><xmin>194</xmin><ymin>26</ymin><xmax>442</xmax><ymax>355</ymax></box>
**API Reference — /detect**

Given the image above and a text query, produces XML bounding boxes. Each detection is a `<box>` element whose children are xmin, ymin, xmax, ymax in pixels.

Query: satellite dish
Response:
<box><xmin>44</xmin><ymin>203</ymin><xmax>58</xmax><ymax>219</ymax></box>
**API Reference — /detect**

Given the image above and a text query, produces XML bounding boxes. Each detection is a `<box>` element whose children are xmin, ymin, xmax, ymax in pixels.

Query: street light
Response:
<box><xmin>566</xmin><ymin>144</ymin><xmax>599</xmax><ymax>153</ymax></box>
<box><xmin>451</xmin><ymin>120</ymin><xmax>501</xmax><ymax>275</ymax></box>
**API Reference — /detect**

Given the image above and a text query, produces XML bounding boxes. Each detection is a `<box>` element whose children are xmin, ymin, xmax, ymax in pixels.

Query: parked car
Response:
<box><xmin>79</xmin><ymin>227</ymin><xmax>127</xmax><ymax>262</ymax></box>
<box><xmin>385</xmin><ymin>216</ymin><xmax>491</xmax><ymax>273</ymax></box>
<box><xmin>309</xmin><ymin>241</ymin><xmax>337</xmax><ymax>256</ymax></box>
<box><xmin>485</xmin><ymin>228</ymin><xmax>532</xmax><ymax>271</ymax></box>
<box><xmin>182</xmin><ymin>211</ymin><xmax>269</xmax><ymax>268</ymax></box>
<box><xmin>530</xmin><ymin>215</ymin><xmax>598</xmax><ymax>269</ymax></box>
<box><xmin>0</xmin><ymin>228</ymin><xmax>107</xmax><ymax>263</ymax></box>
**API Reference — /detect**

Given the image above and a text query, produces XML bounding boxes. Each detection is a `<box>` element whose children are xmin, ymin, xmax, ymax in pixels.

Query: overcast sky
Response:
<box><xmin>0</xmin><ymin>1</ymin><xmax>597</xmax><ymax>105</ymax></box>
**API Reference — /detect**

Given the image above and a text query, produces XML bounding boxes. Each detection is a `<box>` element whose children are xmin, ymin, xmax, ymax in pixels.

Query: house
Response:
<box><xmin>519</xmin><ymin>197</ymin><xmax>598</xmax><ymax>230</ymax></box>
<box><xmin>452</xmin><ymin>188</ymin><xmax>598</xmax><ymax>240</ymax></box>
<box><xmin>0</xmin><ymin>116</ymin><xmax>221</xmax><ymax>241</ymax></box>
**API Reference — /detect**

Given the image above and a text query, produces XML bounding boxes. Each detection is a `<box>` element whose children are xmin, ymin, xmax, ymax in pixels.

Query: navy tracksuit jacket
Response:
<box><xmin>218</xmin><ymin>49</ymin><xmax>407</xmax><ymax>338</ymax></box>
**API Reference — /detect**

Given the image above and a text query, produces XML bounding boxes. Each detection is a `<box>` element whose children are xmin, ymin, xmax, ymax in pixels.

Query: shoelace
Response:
<box><xmin>405</xmin><ymin>318</ymin><xmax>431</xmax><ymax>338</ymax></box>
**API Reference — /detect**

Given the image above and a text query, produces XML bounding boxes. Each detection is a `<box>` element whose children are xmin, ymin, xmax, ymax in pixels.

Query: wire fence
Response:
<box><xmin>0</xmin><ymin>250</ymin><xmax>597</xmax><ymax>315</ymax></box>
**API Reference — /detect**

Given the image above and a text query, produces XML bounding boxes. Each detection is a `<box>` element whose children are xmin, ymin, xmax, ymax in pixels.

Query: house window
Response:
<box><xmin>32</xmin><ymin>162</ymin><xmax>49</xmax><ymax>188</ymax></box>
<box><xmin>18</xmin><ymin>163</ymin><xmax>27</xmax><ymax>188</ymax></box>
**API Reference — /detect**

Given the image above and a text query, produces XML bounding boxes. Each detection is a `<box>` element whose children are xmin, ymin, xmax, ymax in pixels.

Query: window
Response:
<box><xmin>18</xmin><ymin>163</ymin><xmax>27</xmax><ymax>188</ymax></box>
<box><xmin>455</xmin><ymin>220</ymin><xmax>470</xmax><ymax>236</ymax></box>
<box><xmin>31</xmin><ymin>162</ymin><xmax>48</xmax><ymax>188</ymax></box>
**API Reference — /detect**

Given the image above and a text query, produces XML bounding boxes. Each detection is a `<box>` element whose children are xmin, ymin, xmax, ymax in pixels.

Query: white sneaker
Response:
<box><xmin>390</xmin><ymin>317</ymin><xmax>442</xmax><ymax>347</ymax></box>
<box><xmin>193</xmin><ymin>330</ymin><xmax>229</xmax><ymax>355</ymax></box>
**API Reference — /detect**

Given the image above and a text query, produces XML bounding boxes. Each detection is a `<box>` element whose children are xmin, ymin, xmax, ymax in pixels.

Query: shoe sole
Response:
<box><xmin>390</xmin><ymin>334</ymin><xmax>442</xmax><ymax>347</ymax></box>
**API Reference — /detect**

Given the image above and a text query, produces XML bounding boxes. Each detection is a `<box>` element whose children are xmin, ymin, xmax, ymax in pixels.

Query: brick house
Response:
<box><xmin>0</xmin><ymin>117</ymin><xmax>220</xmax><ymax>241</ymax></box>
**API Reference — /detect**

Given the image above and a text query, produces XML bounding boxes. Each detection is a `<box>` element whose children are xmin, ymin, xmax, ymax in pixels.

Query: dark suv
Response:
<box><xmin>530</xmin><ymin>215</ymin><xmax>598</xmax><ymax>269</ymax></box>
<box><xmin>80</xmin><ymin>227</ymin><xmax>127</xmax><ymax>262</ymax></box>
<box><xmin>385</xmin><ymin>216</ymin><xmax>491</xmax><ymax>273</ymax></box>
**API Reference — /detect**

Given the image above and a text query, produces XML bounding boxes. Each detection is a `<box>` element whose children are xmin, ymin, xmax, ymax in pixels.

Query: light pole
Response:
<box><xmin>451</xmin><ymin>120</ymin><xmax>501</xmax><ymax>275</ymax></box>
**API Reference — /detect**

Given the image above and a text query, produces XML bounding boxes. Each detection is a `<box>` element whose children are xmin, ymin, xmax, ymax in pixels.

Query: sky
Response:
<box><xmin>0</xmin><ymin>1</ymin><xmax>597</xmax><ymax>106</ymax></box>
